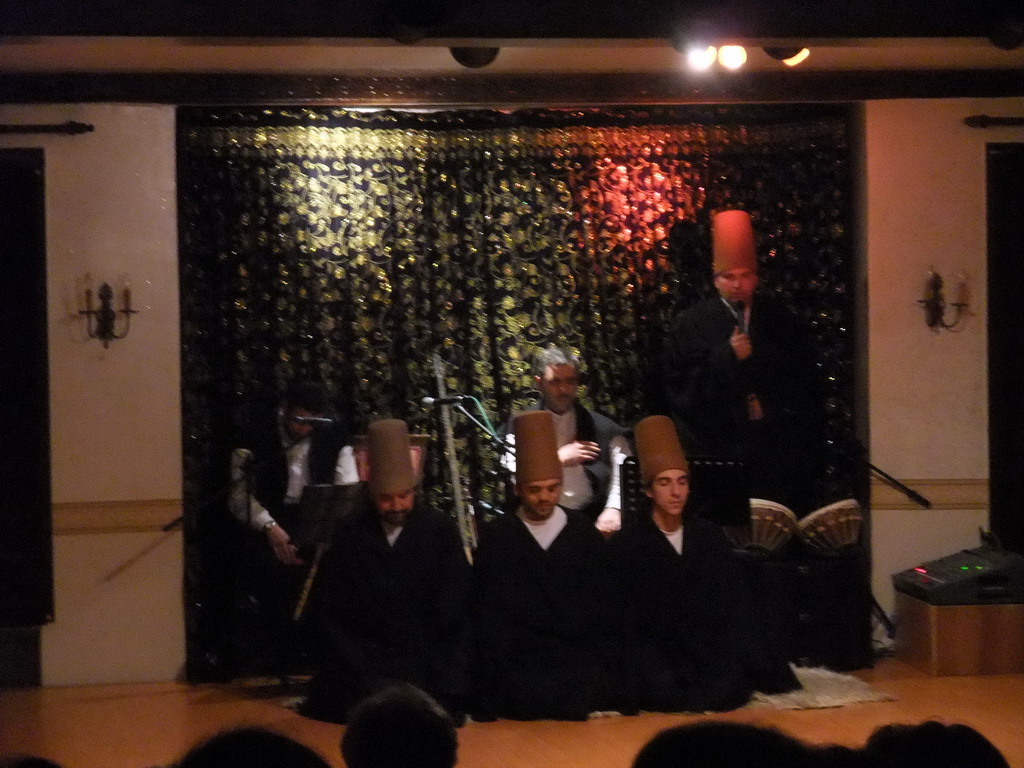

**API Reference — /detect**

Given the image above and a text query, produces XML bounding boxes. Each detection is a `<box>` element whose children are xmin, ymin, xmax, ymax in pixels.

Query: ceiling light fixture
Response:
<box><xmin>449</xmin><ymin>47</ymin><xmax>500</xmax><ymax>68</ymax></box>
<box><xmin>717</xmin><ymin>45</ymin><xmax>747</xmax><ymax>70</ymax></box>
<box><xmin>686</xmin><ymin>45</ymin><xmax>718</xmax><ymax>70</ymax></box>
<box><xmin>988</xmin><ymin>16</ymin><xmax>1024</xmax><ymax>50</ymax></box>
<box><xmin>764</xmin><ymin>46</ymin><xmax>810</xmax><ymax>66</ymax></box>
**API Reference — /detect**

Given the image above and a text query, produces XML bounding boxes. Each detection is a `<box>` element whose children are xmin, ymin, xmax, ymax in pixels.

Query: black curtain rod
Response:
<box><xmin>0</xmin><ymin>121</ymin><xmax>95</xmax><ymax>135</ymax></box>
<box><xmin>964</xmin><ymin>114</ymin><xmax>1024</xmax><ymax>128</ymax></box>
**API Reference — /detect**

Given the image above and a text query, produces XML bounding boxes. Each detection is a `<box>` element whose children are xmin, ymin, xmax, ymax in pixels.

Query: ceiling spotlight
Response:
<box><xmin>718</xmin><ymin>45</ymin><xmax>747</xmax><ymax>70</ymax></box>
<box><xmin>686</xmin><ymin>45</ymin><xmax>718</xmax><ymax>70</ymax></box>
<box><xmin>782</xmin><ymin>48</ymin><xmax>809</xmax><ymax>66</ymax></box>
<box><xmin>450</xmin><ymin>47</ymin><xmax>500</xmax><ymax>68</ymax></box>
<box><xmin>764</xmin><ymin>46</ymin><xmax>810</xmax><ymax>64</ymax></box>
<box><xmin>988</xmin><ymin>16</ymin><xmax>1024</xmax><ymax>50</ymax></box>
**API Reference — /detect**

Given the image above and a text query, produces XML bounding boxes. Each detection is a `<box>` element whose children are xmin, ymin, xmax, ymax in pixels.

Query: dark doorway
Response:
<box><xmin>0</xmin><ymin>148</ymin><xmax>52</xmax><ymax>685</ymax></box>
<box><xmin>988</xmin><ymin>143</ymin><xmax>1024</xmax><ymax>556</ymax></box>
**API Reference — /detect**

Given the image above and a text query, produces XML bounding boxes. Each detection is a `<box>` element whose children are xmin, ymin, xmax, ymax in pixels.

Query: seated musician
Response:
<box><xmin>226</xmin><ymin>380</ymin><xmax>355</xmax><ymax>676</ymax></box>
<box><xmin>501</xmin><ymin>345</ymin><xmax>632</xmax><ymax>535</ymax></box>
<box><xmin>609</xmin><ymin>415</ymin><xmax>799</xmax><ymax>713</ymax></box>
<box><xmin>302</xmin><ymin>419</ymin><xmax>472</xmax><ymax>725</ymax></box>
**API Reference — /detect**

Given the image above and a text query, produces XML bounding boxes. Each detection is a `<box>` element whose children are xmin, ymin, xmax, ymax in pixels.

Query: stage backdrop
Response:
<box><xmin>178</xmin><ymin>105</ymin><xmax>858</xmax><ymax>679</ymax></box>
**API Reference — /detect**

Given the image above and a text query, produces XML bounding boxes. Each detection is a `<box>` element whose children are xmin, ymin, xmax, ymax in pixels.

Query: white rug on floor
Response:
<box><xmin>748</xmin><ymin>665</ymin><xmax>896</xmax><ymax>710</ymax></box>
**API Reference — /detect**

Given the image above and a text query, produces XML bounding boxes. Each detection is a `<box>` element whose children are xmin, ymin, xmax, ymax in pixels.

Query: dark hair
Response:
<box><xmin>0</xmin><ymin>757</ymin><xmax>67</xmax><ymax>768</ymax></box>
<box><xmin>341</xmin><ymin>683</ymin><xmax>458</xmax><ymax>768</ymax></box>
<box><xmin>633</xmin><ymin>722</ymin><xmax>821</xmax><ymax>768</ymax></box>
<box><xmin>175</xmin><ymin>727</ymin><xmax>332</xmax><ymax>768</ymax></box>
<box><xmin>863</xmin><ymin>721</ymin><xmax>1009</xmax><ymax>768</ymax></box>
<box><xmin>533</xmin><ymin>345</ymin><xmax>581</xmax><ymax>378</ymax></box>
<box><xmin>284</xmin><ymin>380</ymin><xmax>331</xmax><ymax>415</ymax></box>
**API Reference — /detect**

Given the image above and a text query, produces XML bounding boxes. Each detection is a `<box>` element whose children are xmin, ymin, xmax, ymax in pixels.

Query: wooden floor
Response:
<box><xmin>2</xmin><ymin>659</ymin><xmax>1023</xmax><ymax>768</ymax></box>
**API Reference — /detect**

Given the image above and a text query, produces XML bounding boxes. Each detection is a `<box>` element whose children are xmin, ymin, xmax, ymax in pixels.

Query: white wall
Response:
<box><xmin>864</xmin><ymin>97</ymin><xmax>1024</xmax><ymax>617</ymax></box>
<box><xmin>2</xmin><ymin>97</ymin><xmax>1023</xmax><ymax>683</ymax></box>
<box><xmin>0</xmin><ymin>103</ymin><xmax>184</xmax><ymax>684</ymax></box>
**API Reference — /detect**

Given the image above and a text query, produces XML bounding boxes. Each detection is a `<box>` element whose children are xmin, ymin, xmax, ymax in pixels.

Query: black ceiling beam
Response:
<box><xmin>2</xmin><ymin>70</ymin><xmax>1023</xmax><ymax>107</ymax></box>
<box><xmin>0</xmin><ymin>0</ymin><xmax>1020</xmax><ymax>39</ymax></box>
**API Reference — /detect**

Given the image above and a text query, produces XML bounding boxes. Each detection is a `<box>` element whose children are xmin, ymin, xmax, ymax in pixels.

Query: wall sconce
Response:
<box><xmin>80</xmin><ymin>281</ymin><xmax>137</xmax><ymax>347</ymax></box>
<box><xmin>919</xmin><ymin>269</ymin><xmax>968</xmax><ymax>330</ymax></box>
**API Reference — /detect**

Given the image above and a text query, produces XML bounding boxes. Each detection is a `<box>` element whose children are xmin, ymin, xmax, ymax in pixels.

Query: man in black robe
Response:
<box><xmin>609</xmin><ymin>415</ymin><xmax>799</xmax><ymax>713</ymax></box>
<box><xmin>661</xmin><ymin>210</ymin><xmax>822</xmax><ymax>515</ymax></box>
<box><xmin>474</xmin><ymin>410</ymin><xmax>630</xmax><ymax>720</ymax></box>
<box><xmin>302</xmin><ymin>419</ymin><xmax>472</xmax><ymax>724</ymax></box>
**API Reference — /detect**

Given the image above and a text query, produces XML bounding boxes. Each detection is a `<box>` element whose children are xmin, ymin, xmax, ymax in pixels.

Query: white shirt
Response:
<box><xmin>517</xmin><ymin>506</ymin><xmax>568</xmax><ymax>551</ymax></box>
<box><xmin>229</xmin><ymin>439</ymin><xmax>359</xmax><ymax>532</ymax></box>
<box><xmin>661</xmin><ymin>525</ymin><xmax>684</xmax><ymax>555</ymax></box>
<box><xmin>382</xmin><ymin>521</ymin><xmax>404</xmax><ymax>547</ymax></box>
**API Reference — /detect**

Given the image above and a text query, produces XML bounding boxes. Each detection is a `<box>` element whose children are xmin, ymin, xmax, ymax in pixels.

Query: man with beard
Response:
<box><xmin>302</xmin><ymin>419</ymin><xmax>472</xmax><ymax>724</ymax></box>
<box><xmin>502</xmin><ymin>346</ymin><xmax>632</xmax><ymax>535</ymax></box>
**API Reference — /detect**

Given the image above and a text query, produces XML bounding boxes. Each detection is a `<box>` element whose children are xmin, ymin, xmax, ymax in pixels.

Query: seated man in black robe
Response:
<box><xmin>473</xmin><ymin>410</ymin><xmax>631</xmax><ymax>721</ymax></box>
<box><xmin>302</xmin><ymin>419</ymin><xmax>472</xmax><ymax>724</ymax></box>
<box><xmin>609</xmin><ymin>415</ymin><xmax>799</xmax><ymax>713</ymax></box>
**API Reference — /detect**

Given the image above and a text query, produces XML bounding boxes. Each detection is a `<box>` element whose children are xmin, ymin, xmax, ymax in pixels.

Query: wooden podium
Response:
<box><xmin>895</xmin><ymin>592</ymin><xmax>1024</xmax><ymax>676</ymax></box>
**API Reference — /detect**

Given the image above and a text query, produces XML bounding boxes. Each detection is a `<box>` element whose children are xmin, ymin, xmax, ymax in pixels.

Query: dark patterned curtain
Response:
<box><xmin>178</xmin><ymin>104</ymin><xmax>858</xmax><ymax>679</ymax></box>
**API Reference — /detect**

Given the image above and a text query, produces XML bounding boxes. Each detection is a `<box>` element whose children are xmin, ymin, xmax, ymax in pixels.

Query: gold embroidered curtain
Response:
<box><xmin>178</xmin><ymin>105</ymin><xmax>857</xmax><ymax>678</ymax></box>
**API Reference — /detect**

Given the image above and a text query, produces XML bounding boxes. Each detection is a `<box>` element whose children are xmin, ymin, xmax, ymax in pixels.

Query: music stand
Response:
<box><xmin>687</xmin><ymin>457</ymin><xmax>751</xmax><ymax>527</ymax></box>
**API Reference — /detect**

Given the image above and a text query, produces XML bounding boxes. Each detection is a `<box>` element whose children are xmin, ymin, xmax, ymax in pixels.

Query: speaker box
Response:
<box><xmin>739</xmin><ymin>548</ymin><xmax>873</xmax><ymax>671</ymax></box>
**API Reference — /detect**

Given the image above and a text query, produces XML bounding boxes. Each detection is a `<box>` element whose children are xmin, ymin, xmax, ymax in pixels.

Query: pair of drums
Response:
<box><xmin>726</xmin><ymin>498</ymin><xmax>863</xmax><ymax>553</ymax></box>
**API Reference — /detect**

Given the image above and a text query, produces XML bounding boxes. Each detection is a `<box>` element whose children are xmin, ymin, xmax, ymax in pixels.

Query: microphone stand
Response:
<box><xmin>828</xmin><ymin>438</ymin><xmax>928</xmax><ymax>642</ymax></box>
<box><xmin>161</xmin><ymin>445</ymin><xmax>261</xmax><ymax>531</ymax></box>
<box><xmin>837</xmin><ymin>438</ymin><xmax>931</xmax><ymax>509</ymax></box>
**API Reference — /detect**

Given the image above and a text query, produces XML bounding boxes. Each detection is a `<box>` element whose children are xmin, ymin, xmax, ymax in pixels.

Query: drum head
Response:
<box><xmin>798</xmin><ymin>499</ymin><xmax>862</xmax><ymax>550</ymax></box>
<box><xmin>747</xmin><ymin>498</ymin><xmax>798</xmax><ymax>553</ymax></box>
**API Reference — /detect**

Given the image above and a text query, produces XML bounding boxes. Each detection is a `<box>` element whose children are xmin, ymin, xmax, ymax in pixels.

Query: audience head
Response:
<box><xmin>0</xmin><ymin>757</ymin><xmax>67</xmax><ymax>768</ymax></box>
<box><xmin>174</xmin><ymin>727</ymin><xmax>331</xmax><ymax>768</ymax></box>
<box><xmin>513</xmin><ymin>410</ymin><xmax>563</xmax><ymax>522</ymax></box>
<box><xmin>633</xmin><ymin>721</ymin><xmax>822</xmax><ymax>768</ymax></box>
<box><xmin>341</xmin><ymin>683</ymin><xmax>458</xmax><ymax>768</ymax></box>
<box><xmin>863</xmin><ymin>721</ymin><xmax>1009</xmax><ymax>768</ymax></box>
<box><xmin>533</xmin><ymin>345</ymin><xmax>581</xmax><ymax>415</ymax></box>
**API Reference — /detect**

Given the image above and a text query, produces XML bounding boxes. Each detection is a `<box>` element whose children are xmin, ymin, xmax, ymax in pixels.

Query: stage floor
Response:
<box><xmin>2</xmin><ymin>659</ymin><xmax>1023</xmax><ymax>768</ymax></box>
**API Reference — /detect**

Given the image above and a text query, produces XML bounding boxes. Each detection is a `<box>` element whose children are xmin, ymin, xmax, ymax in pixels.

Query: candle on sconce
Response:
<box><xmin>123</xmin><ymin>285</ymin><xmax>132</xmax><ymax>313</ymax></box>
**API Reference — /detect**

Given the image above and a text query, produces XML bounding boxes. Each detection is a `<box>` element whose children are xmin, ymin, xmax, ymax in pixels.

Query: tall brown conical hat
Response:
<box><xmin>513</xmin><ymin>410</ymin><xmax>562</xmax><ymax>485</ymax></box>
<box><xmin>635</xmin><ymin>415</ymin><xmax>689</xmax><ymax>485</ymax></box>
<box><xmin>712</xmin><ymin>209</ymin><xmax>757</xmax><ymax>274</ymax></box>
<box><xmin>367</xmin><ymin>419</ymin><xmax>416</xmax><ymax>495</ymax></box>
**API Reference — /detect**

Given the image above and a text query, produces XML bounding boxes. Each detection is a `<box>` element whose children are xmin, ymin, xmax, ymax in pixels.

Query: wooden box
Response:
<box><xmin>895</xmin><ymin>592</ymin><xmax>1024</xmax><ymax>676</ymax></box>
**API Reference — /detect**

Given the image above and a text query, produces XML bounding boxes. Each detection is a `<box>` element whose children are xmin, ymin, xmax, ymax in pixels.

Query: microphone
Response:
<box><xmin>421</xmin><ymin>395</ymin><xmax>471</xmax><ymax>407</ymax></box>
<box><xmin>730</xmin><ymin>300</ymin><xmax>748</xmax><ymax>334</ymax></box>
<box><xmin>292</xmin><ymin>416</ymin><xmax>335</xmax><ymax>425</ymax></box>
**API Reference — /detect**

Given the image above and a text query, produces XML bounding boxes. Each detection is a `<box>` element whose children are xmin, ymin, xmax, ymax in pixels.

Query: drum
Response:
<box><xmin>726</xmin><ymin>498</ymin><xmax>798</xmax><ymax>553</ymax></box>
<box><xmin>797</xmin><ymin>498</ymin><xmax>863</xmax><ymax>551</ymax></box>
